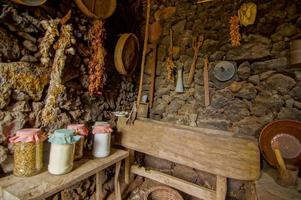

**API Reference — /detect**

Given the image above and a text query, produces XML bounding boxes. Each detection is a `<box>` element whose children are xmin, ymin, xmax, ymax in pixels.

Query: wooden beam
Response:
<box><xmin>216</xmin><ymin>176</ymin><xmax>227</xmax><ymax>200</ymax></box>
<box><xmin>117</xmin><ymin>117</ymin><xmax>260</xmax><ymax>181</ymax></box>
<box><xmin>114</xmin><ymin>161</ymin><xmax>122</xmax><ymax>200</ymax></box>
<box><xmin>125</xmin><ymin>149</ymin><xmax>135</xmax><ymax>184</ymax></box>
<box><xmin>96</xmin><ymin>171</ymin><xmax>105</xmax><ymax>200</ymax></box>
<box><xmin>131</xmin><ymin>165</ymin><xmax>216</xmax><ymax>200</ymax></box>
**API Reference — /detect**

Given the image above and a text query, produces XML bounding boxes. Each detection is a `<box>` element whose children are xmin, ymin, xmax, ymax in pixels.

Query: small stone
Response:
<box><xmin>294</xmin><ymin>101</ymin><xmax>301</xmax><ymax>109</ymax></box>
<box><xmin>286</xmin><ymin>99</ymin><xmax>294</xmax><ymax>108</ymax></box>
<box><xmin>259</xmin><ymin>71</ymin><xmax>276</xmax><ymax>80</ymax></box>
<box><xmin>248</xmin><ymin>75</ymin><xmax>260</xmax><ymax>85</ymax></box>
<box><xmin>23</xmin><ymin>40</ymin><xmax>38</xmax><ymax>52</ymax></box>
<box><xmin>10</xmin><ymin>101</ymin><xmax>31</xmax><ymax>112</ymax></box>
<box><xmin>0</xmin><ymin>87</ymin><xmax>11</xmax><ymax>109</ymax></box>
<box><xmin>226</xmin><ymin>43</ymin><xmax>271</xmax><ymax>60</ymax></box>
<box><xmin>233</xmin><ymin>117</ymin><xmax>262</xmax><ymax>137</ymax></box>
<box><xmin>229</xmin><ymin>82</ymin><xmax>242</xmax><ymax>93</ymax></box>
<box><xmin>144</xmin><ymin>155</ymin><xmax>172</xmax><ymax>171</ymax></box>
<box><xmin>277</xmin><ymin>107</ymin><xmax>301</xmax><ymax>120</ymax></box>
<box><xmin>12</xmin><ymin>90</ymin><xmax>31</xmax><ymax>101</ymax></box>
<box><xmin>173</xmin><ymin>164</ymin><xmax>198</xmax><ymax>182</ymax></box>
<box><xmin>237</xmin><ymin>61</ymin><xmax>251</xmax><ymax>80</ymax></box>
<box><xmin>172</xmin><ymin>20</ymin><xmax>186</xmax><ymax>33</ymax></box>
<box><xmin>276</xmin><ymin>23</ymin><xmax>297</xmax><ymax>37</ymax></box>
<box><xmin>266</xmin><ymin>74</ymin><xmax>296</xmax><ymax>94</ymax></box>
<box><xmin>291</xmin><ymin>85</ymin><xmax>301</xmax><ymax>101</ymax></box>
<box><xmin>251</xmin><ymin>58</ymin><xmax>288</xmax><ymax>73</ymax></box>
<box><xmin>0</xmin><ymin>145</ymin><xmax>7</xmax><ymax>164</ymax></box>
<box><xmin>235</xmin><ymin>83</ymin><xmax>257</xmax><ymax>100</ymax></box>
<box><xmin>294</xmin><ymin>71</ymin><xmax>301</xmax><ymax>81</ymax></box>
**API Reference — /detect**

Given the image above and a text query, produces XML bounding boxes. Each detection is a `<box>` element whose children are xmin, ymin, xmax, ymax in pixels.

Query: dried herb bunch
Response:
<box><xmin>229</xmin><ymin>15</ymin><xmax>241</xmax><ymax>47</ymax></box>
<box><xmin>88</xmin><ymin>20</ymin><xmax>107</xmax><ymax>96</ymax></box>
<box><xmin>41</xmin><ymin>24</ymin><xmax>75</xmax><ymax>126</ymax></box>
<box><xmin>40</xmin><ymin>19</ymin><xmax>60</xmax><ymax>67</ymax></box>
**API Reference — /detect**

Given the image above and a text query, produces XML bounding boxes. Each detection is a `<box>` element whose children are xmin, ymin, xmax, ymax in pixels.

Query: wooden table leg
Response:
<box><xmin>125</xmin><ymin>150</ymin><xmax>135</xmax><ymax>184</ymax></box>
<box><xmin>216</xmin><ymin>175</ymin><xmax>227</xmax><ymax>200</ymax></box>
<box><xmin>96</xmin><ymin>170</ymin><xmax>105</xmax><ymax>200</ymax></box>
<box><xmin>115</xmin><ymin>161</ymin><xmax>122</xmax><ymax>200</ymax></box>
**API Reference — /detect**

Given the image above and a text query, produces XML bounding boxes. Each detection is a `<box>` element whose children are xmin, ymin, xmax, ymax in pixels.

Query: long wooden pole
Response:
<box><xmin>137</xmin><ymin>0</ymin><xmax>151</xmax><ymax>106</ymax></box>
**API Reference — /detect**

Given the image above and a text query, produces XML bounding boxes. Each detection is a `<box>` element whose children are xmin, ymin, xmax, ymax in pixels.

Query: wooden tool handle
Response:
<box><xmin>137</xmin><ymin>0</ymin><xmax>151</xmax><ymax>105</ymax></box>
<box><xmin>204</xmin><ymin>56</ymin><xmax>210</xmax><ymax>107</ymax></box>
<box><xmin>188</xmin><ymin>35</ymin><xmax>204</xmax><ymax>85</ymax></box>
<box><xmin>272</xmin><ymin>141</ymin><xmax>287</xmax><ymax>173</ymax></box>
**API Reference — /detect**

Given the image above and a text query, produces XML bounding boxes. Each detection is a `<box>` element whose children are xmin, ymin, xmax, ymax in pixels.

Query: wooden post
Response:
<box><xmin>114</xmin><ymin>161</ymin><xmax>122</xmax><ymax>200</ymax></box>
<box><xmin>216</xmin><ymin>176</ymin><xmax>227</xmax><ymax>200</ymax></box>
<box><xmin>96</xmin><ymin>171</ymin><xmax>104</xmax><ymax>200</ymax></box>
<box><xmin>125</xmin><ymin>150</ymin><xmax>135</xmax><ymax>184</ymax></box>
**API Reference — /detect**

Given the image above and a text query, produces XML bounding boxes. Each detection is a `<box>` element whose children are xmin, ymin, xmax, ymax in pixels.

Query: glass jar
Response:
<box><xmin>92</xmin><ymin>122</ymin><xmax>113</xmax><ymax>158</ymax></box>
<box><xmin>67</xmin><ymin>124</ymin><xmax>89</xmax><ymax>160</ymax></box>
<box><xmin>48</xmin><ymin>129</ymin><xmax>80</xmax><ymax>175</ymax></box>
<box><xmin>10</xmin><ymin>128</ymin><xmax>46</xmax><ymax>177</ymax></box>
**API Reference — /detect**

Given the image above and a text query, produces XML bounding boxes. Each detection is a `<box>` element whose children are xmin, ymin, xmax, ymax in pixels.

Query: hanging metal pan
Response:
<box><xmin>259</xmin><ymin>120</ymin><xmax>301</xmax><ymax>168</ymax></box>
<box><xmin>11</xmin><ymin>0</ymin><xmax>47</xmax><ymax>6</ymax></box>
<box><xmin>114</xmin><ymin>33</ymin><xmax>139</xmax><ymax>75</ymax></box>
<box><xmin>74</xmin><ymin>0</ymin><xmax>116</xmax><ymax>19</ymax></box>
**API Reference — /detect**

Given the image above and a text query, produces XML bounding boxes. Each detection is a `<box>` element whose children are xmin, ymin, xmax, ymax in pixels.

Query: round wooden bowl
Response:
<box><xmin>144</xmin><ymin>186</ymin><xmax>184</xmax><ymax>200</ymax></box>
<box><xmin>259</xmin><ymin>120</ymin><xmax>301</xmax><ymax>168</ymax></box>
<box><xmin>11</xmin><ymin>0</ymin><xmax>47</xmax><ymax>6</ymax></box>
<box><xmin>74</xmin><ymin>0</ymin><xmax>116</xmax><ymax>19</ymax></box>
<box><xmin>114</xmin><ymin>33</ymin><xmax>139</xmax><ymax>75</ymax></box>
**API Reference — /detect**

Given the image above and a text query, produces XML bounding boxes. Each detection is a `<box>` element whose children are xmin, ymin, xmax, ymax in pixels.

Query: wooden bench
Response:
<box><xmin>0</xmin><ymin>149</ymin><xmax>128</xmax><ymax>200</ymax></box>
<box><xmin>116</xmin><ymin>117</ymin><xmax>260</xmax><ymax>200</ymax></box>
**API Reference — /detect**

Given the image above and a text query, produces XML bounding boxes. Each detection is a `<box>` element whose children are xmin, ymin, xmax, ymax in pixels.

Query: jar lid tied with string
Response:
<box><xmin>67</xmin><ymin>124</ymin><xmax>89</xmax><ymax>160</ymax></box>
<box><xmin>92</xmin><ymin>121</ymin><xmax>112</xmax><ymax>158</ymax></box>
<box><xmin>48</xmin><ymin>129</ymin><xmax>81</xmax><ymax>144</ymax></box>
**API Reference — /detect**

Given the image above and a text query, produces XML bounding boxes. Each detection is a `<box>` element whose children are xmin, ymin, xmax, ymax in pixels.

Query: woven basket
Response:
<box><xmin>144</xmin><ymin>186</ymin><xmax>184</xmax><ymax>200</ymax></box>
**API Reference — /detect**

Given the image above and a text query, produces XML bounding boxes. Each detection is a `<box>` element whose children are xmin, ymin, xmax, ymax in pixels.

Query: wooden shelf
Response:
<box><xmin>0</xmin><ymin>149</ymin><xmax>128</xmax><ymax>200</ymax></box>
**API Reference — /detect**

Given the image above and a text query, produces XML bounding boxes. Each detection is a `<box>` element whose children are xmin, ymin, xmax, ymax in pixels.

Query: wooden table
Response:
<box><xmin>0</xmin><ymin>149</ymin><xmax>128</xmax><ymax>200</ymax></box>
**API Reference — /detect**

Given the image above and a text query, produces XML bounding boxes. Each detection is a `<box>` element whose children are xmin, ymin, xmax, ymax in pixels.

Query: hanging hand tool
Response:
<box><xmin>188</xmin><ymin>35</ymin><xmax>204</xmax><ymax>85</ymax></box>
<box><xmin>204</xmin><ymin>55</ymin><xmax>210</xmax><ymax>107</ymax></box>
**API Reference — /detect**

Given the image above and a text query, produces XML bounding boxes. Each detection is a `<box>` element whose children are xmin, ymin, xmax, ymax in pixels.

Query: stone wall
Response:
<box><xmin>144</xmin><ymin>0</ymin><xmax>301</xmax><ymax>138</ymax></box>
<box><xmin>0</xmin><ymin>0</ymin><xmax>140</xmax><ymax>198</ymax></box>
<box><xmin>141</xmin><ymin>0</ymin><xmax>301</xmax><ymax>199</ymax></box>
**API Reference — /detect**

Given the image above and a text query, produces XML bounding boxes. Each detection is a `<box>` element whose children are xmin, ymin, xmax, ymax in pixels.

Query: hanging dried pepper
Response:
<box><xmin>88</xmin><ymin>20</ymin><xmax>107</xmax><ymax>96</ymax></box>
<box><xmin>41</xmin><ymin>24</ymin><xmax>75</xmax><ymax>126</ymax></box>
<box><xmin>229</xmin><ymin>15</ymin><xmax>241</xmax><ymax>47</ymax></box>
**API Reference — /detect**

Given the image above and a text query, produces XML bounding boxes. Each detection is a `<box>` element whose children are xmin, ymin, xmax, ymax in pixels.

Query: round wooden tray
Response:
<box><xmin>259</xmin><ymin>120</ymin><xmax>301</xmax><ymax>168</ymax></box>
<box><xmin>11</xmin><ymin>0</ymin><xmax>47</xmax><ymax>6</ymax></box>
<box><xmin>114</xmin><ymin>33</ymin><xmax>139</xmax><ymax>75</ymax></box>
<box><xmin>74</xmin><ymin>0</ymin><xmax>116</xmax><ymax>19</ymax></box>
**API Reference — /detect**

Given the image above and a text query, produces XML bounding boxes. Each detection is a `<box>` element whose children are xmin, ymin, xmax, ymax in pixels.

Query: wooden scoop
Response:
<box><xmin>272</xmin><ymin>140</ymin><xmax>299</xmax><ymax>187</ymax></box>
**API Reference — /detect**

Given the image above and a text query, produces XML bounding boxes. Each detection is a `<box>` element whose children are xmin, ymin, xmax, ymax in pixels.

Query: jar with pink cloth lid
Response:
<box><xmin>67</xmin><ymin>124</ymin><xmax>89</xmax><ymax>160</ymax></box>
<box><xmin>9</xmin><ymin>128</ymin><xmax>47</xmax><ymax>177</ymax></box>
<box><xmin>92</xmin><ymin>122</ymin><xmax>113</xmax><ymax>158</ymax></box>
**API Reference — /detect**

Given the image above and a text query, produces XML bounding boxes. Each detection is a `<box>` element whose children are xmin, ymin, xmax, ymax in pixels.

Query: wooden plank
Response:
<box><xmin>96</xmin><ymin>171</ymin><xmax>105</xmax><ymax>200</ymax></box>
<box><xmin>125</xmin><ymin>149</ymin><xmax>135</xmax><ymax>184</ymax></box>
<box><xmin>114</xmin><ymin>161</ymin><xmax>122</xmax><ymax>200</ymax></box>
<box><xmin>131</xmin><ymin>165</ymin><xmax>215</xmax><ymax>200</ymax></box>
<box><xmin>117</xmin><ymin>117</ymin><xmax>260</xmax><ymax>180</ymax></box>
<box><xmin>0</xmin><ymin>149</ymin><xmax>128</xmax><ymax>200</ymax></box>
<box><xmin>216</xmin><ymin>176</ymin><xmax>227</xmax><ymax>200</ymax></box>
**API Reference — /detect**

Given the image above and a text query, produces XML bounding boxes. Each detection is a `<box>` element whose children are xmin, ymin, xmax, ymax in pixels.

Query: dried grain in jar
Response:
<box><xmin>10</xmin><ymin>129</ymin><xmax>46</xmax><ymax>177</ymax></box>
<box><xmin>67</xmin><ymin>124</ymin><xmax>89</xmax><ymax>160</ymax></box>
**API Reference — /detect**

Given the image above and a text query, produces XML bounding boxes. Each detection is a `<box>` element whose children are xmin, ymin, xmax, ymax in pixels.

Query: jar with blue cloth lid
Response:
<box><xmin>48</xmin><ymin>129</ymin><xmax>80</xmax><ymax>175</ymax></box>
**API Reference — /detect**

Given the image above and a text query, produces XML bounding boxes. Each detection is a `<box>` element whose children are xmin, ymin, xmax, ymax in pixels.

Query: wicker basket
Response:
<box><xmin>144</xmin><ymin>186</ymin><xmax>184</xmax><ymax>200</ymax></box>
